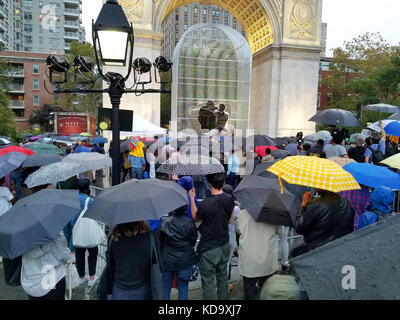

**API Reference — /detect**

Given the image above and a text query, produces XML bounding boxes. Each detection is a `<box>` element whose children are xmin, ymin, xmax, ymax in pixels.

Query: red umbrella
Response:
<box><xmin>0</xmin><ymin>146</ymin><xmax>35</xmax><ymax>157</ymax></box>
<box><xmin>255</xmin><ymin>146</ymin><xmax>278</xmax><ymax>158</ymax></box>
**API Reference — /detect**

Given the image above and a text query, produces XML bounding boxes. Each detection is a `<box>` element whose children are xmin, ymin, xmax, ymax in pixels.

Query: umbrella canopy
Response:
<box><xmin>267</xmin><ymin>156</ymin><xmax>361</xmax><ymax>193</ymax></box>
<box><xmin>253</xmin><ymin>162</ymin><xmax>310</xmax><ymax>202</ymax></box>
<box><xmin>157</xmin><ymin>154</ymin><xmax>225</xmax><ymax>176</ymax></box>
<box><xmin>343</xmin><ymin>163</ymin><xmax>400</xmax><ymax>190</ymax></box>
<box><xmin>291</xmin><ymin>214</ymin><xmax>400</xmax><ymax>300</ymax></box>
<box><xmin>309</xmin><ymin>109</ymin><xmax>361</xmax><ymax>127</ymax></box>
<box><xmin>363</xmin><ymin>103</ymin><xmax>400</xmax><ymax>114</ymax></box>
<box><xmin>0</xmin><ymin>152</ymin><xmax>28</xmax><ymax>179</ymax></box>
<box><xmin>80</xmin><ymin>132</ymin><xmax>92</xmax><ymax>137</ymax></box>
<box><xmin>271</xmin><ymin>149</ymin><xmax>291</xmax><ymax>159</ymax></box>
<box><xmin>23</xmin><ymin>143</ymin><xmax>63</xmax><ymax>155</ymax></box>
<box><xmin>0</xmin><ymin>189</ymin><xmax>81</xmax><ymax>259</ymax></box>
<box><xmin>380</xmin><ymin>153</ymin><xmax>400</xmax><ymax>170</ymax></box>
<box><xmin>20</xmin><ymin>133</ymin><xmax>33</xmax><ymax>139</ymax></box>
<box><xmin>304</xmin><ymin>131</ymin><xmax>332</xmax><ymax>142</ymax></box>
<box><xmin>120</xmin><ymin>140</ymin><xmax>130</xmax><ymax>153</ymax></box>
<box><xmin>91</xmin><ymin>137</ymin><xmax>108</xmax><ymax>144</ymax></box>
<box><xmin>62</xmin><ymin>152</ymin><xmax>112</xmax><ymax>171</ymax></box>
<box><xmin>21</xmin><ymin>153</ymin><xmax>62</xmax><ymax>168</ymax></box>
<box><xmin>0</xmin><ymin>146</ymin><xmax>35</xmax><ymax>157</ymax></box>
<box><xmin>388</xmin><ymin>113</ymin><xmax>400</xmax><ymax>121</ymax></box>
<box><xmin>0</xmin><ymin>138</ymin><xmax>11</xmax><ymax>145</ymax></box>
<box><xmin>382</xmin><ymin>121</ymin><xmax>400</xmax><ymax>137</ymax></box>
<box><xmin>233</xmin><ymin>175</ymin><xmax>299</xmax><ymax>227</ymax></box>
<box><xmin>285</xmin><ymin>143</ymin><xmax>299</xmax><ymax>156</ymax></box>
<box><xmin>328</xmin><ymin>156</ymin><xmax>356</xmax><ymax>168</ymax></box>
<box><xmin>246</xmin><ymin>135</ymin><xmax>276</xmax><ymax>147</ymax></box>
<box><xmin>254</xmin><ymin>146</ymin><xmax>278</xmax><ymax>158</ymax></box>
<box><xmin>25</xmin><ymin>162</ymin><xmax>89</xmax><ymax>188</ymax></box>
<box><xmin>84</xmin><ymin>179</ymin><xmax>188</xmax><ymax>226</ymax></box>
<box><xmin>367</xmin><ymin>119</ymin><xmax>396</xmax><ymax>132</ymax></box>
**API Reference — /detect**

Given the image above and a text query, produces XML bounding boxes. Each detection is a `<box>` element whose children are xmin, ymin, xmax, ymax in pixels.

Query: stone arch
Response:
<box><xmin>153</xmin><ymin>0</ymin><xmax>282</xmax><ymax>54</ymax></box>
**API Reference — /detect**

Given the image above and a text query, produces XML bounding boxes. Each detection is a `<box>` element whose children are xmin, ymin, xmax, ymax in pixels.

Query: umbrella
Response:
<box><xmin>84</xmin><ymin>179</ymin><xmax>188</xmax><ymax>226</ymax></box>
<box><xmin>233</xmin><ymin>175</ymin><xmax>299</xmax><ymax>227</ymax></box>
<box><xmin>120</xmin><ymin>140</ymin><xmax>130</xmax><ymax>153</ymax></box>
<box><xmin>0</xmin><ymin>152</ymin><xmax>28</xmax><ymax>179</ymax></box>
<box><xmin>380</xmin><ymin>153</ymin><xmax>400</xmax><ymax>170</ymax></box>
<box><xmin>309</xmin><ymin>109</ymin><xmax>361</xmax><ymax>127</ymax></box>
<box><xmin>180</xmin><ymin>144</ymin><xmax>210</xmax><ymax>157</ymax></box>
<box><xmin>343</xmin><ymin>163</ymin><xmax>400</xmax><ymax>190</ymax></box>
<box><xmin>80</xmin><ymin>132</ymin><xmax>92</xmax><ymax>137</ymax></box>
<box><xmin>62</xmin><ymin>153</ymin><xmax>112</xmax><ymax>171</ymax></box>
<box><xmin>23</xmin><ymin>143</ymin><xmax>63</xmax><ymax>155</ymax></box>
<box><xmin>382</xmin><ymin>121</ymin><xmax>400</xmax><ymax>137</ymax></box>
<box><xmin>290</xmin><ymin>214</ymin><xmax>400</xmax><ymax>300</ymax></box>
<box><xmin>73</xmin><ymin>146</ymin><xmax>91</xmax><ymax>153</ymax></box>
<box><xmin>25</xmin><ymin>162</ymin><xmax>90</xmax><ymax>188</ymax></box>
<box><xmin>20</xmin><ymin>133</ymin><xmax>33</xmax><ymax>139</ymax></box>
<box><xmin>211</xmin><ymin>137</ymin><xmax>245</xmax><ymax>154</ymax></box>
<box><xmin>0</xmin><ymin>138</ymin><xmax>11</xmax><ymax>145</ymax></box>
<box><xmin>328</xmin><ymin>157</ymin><xmax>356</xmax><ymax>168</ymax></box>
<box><xmin>267</xmin><ymin>156</ymin><xmax>361</xmax><ymax>193</ymax></box>
<box><xmin>0</xmin><ymin>146</ymin><xmax>35</xmax><ymax>157</ymax></box>
<box><xmin>91</xmin><ymin>137</ymin><xmax>108</xmax><ymax>144</ymax></box>
<box><xmin>157</xmin><ymin>154</ymin><xmax>225</xmax><ymax>176</ymax></box>
<box><xmin>304</xmin><ymin>131</ymin><xmax>332</xmax><ymax>142</ymax></box>
<box><xmin>254</xmin><ymin>146</ymin><xmax>278</xmax><ymax>158</ymax></box>
<box><xmin>21</xmin><ymin>153</ymin><xmax>62</xmax><ymax>168</ymax></box>
<box><xmin>271</xmin><ymin>149</ymin><xmax>291</xmax><ymax>159</ymax></box>
<box><xmin>388</xmin><ymin>113</ymin><xmax>400</xmax><ymax>121</ymax></box>
<box><xmin>246</xmin><ymin>135</ymin><xmax>276</xmax><ymax>147</ymax></box>
<box><xmin>0</xmin><ymin>189</ymin><xmax>81</xmax><ymax>259</ymax></box>
<box><xmin>363</xmin><ymin>103</ymin><xmax>400</xmax><ymax>114</ymax></box>
<box><xmin>253</xmin><ymin>162</ymin><xmax>310</xmax><ymax>202</ymax></box>
<box><xmin>367</xmin><ymin>119</ymin><xmax>396</xmax><ymax>132</ymax></box>
<box><xmin>285</xmin><ymin>143</ymin><xmax>299</xmax><ymax>156</ymax></box>
<box><xmin>273</xmin><ymin>137</ymin><xmax>291</xmax><ymax>146</ymax></box>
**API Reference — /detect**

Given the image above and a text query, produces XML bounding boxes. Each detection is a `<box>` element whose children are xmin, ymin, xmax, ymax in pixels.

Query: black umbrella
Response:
<box><xmin>211</xmin><ymin>137</ymin><xmax>245</xmax><ymax>154</ymax></box>
<box><xmin>253</xmin><ymin>162</ymin><xmax>310</xmax><ymax>202</ymax></box>
<box><xmin>291</xmin><ymin>214</ymin><xmax>400</xmax><ymax>300</ymax></box>
<box><xmin>364</xmin><ymin>103</ymin><xmax>400</xmax><ymax>114</ymax></box>
<box><xmin>0</xmin><ymin>189</ymin><xmax>81</xmax><ymax>259</ymax></box>
<box><xmin>246</xmin><ymin>135</ymin><xmax>276</xmax><ymax>147</ymax></box>
<box><xmin>271</xmin><ymin>149</ymin><xmax>291</xmax><ymax>159</ymax></box>
<box><xmin>84</xmin><ymin>179</ymin><xmax>188</xmax><ymax>226</ymax></box>
<box><xmin>233</xmin><ymin>175</ymin><xmax>298</xmax><ymax>227</ymax></box>
<box><xmin>120</xmin><ymin>140</ymin><xmax>130</xmax><ymax>153</ymax></box>
<box><xmin>309</xmin><ymin>109</ymin><xmax>361</xmax><ymax>127</ymax></box>
<box><xmin>21</xmin><ymin>153</ymin><xmax>62</xmax><ymax>168</ymax></box>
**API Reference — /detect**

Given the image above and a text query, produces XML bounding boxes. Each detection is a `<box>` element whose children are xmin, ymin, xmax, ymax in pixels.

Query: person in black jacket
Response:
<box><xmin>159</xmin><ymin>205</ymin><xmax>199</xmax><ymax>300</ymax></box>
<box><xmin>292</xmin><ymin>190</ymin><xmax>355</xmax><ymax>258</ymax></box>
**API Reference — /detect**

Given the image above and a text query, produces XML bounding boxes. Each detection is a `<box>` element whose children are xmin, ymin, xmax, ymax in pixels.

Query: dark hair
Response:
<box><xmin>222</xmin><ymin>184</ymin><xmax>233</xmax><ymax>194</ymax></box>
<box><xmin>0</xmin><ymin>177</ymin><xmax>5</xmax><ymax>185</ymax></box>
<box><xmin>365</xmin><ymin>137</ymin><xmax>373</xmax><ymax>146</ymax></box>
<box><xmin>317</xmin><ymin>139</ymin><xmax>324</xmax><ymax>147</ymax></box>
<box><xmin>206</xmin><ymin>173</ymin><xmax>225</xmax><ymax>190</ymax></box>
<box><xmin>266</xmin><ymin>148</ymin><xmax>271</xmax><ymax>155</ymax></box>
<box><xmin>112</xmin><ymin>221</ymin><xmax>150</xmax><ymax>241</ymax></box>
<box><xmin>332</xmin><ymin>134</ymin><xmax>343</xmax><ymax>145</ymax></box>
<box><xmin>303</xmin><ymin>144</ymin><xmax>311</xmax><ymax>152</ymax></box>
<box><xmin>173</xmin><ymin>205</ymin><xmax>187</xmax><ymax>216</ymax></box>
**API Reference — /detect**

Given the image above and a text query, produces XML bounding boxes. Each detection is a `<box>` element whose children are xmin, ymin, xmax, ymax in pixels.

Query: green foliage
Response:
<box><xmin>29</xmin><ymin>104</ymin><xmax>63</xmax><ymax>132</ymax></box>
<box><xmin>0</xmin><ymin>90</ymin><xmax>18</xmax><ymax>139</ymax></box>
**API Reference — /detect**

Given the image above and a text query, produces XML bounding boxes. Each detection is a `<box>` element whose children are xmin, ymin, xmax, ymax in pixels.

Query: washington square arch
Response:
<box><xmin>102</xmin><ymin>0</ymin><xmax>323</xmax><ymax>137</ymax></box>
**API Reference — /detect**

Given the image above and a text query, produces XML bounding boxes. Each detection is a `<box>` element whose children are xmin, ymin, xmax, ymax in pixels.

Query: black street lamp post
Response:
<box><xmin>46</xmin><ymin>0</ymin><xmax>171</xmax><ymax>186</ymax></box>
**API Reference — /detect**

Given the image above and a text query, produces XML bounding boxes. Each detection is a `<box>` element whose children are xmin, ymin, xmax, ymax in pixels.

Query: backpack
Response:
<box><xmin>368</xmin><ymin>146</ymin><xmax>386</xmax><ymax>164</ymax></box>
<box><xmin>385</xmin><ymin>142</ymin><xmax>398</xmax><ymax>158</ymax></box>
<box><xmin>3</xmin><ymin>256</ymin><xmax>22</xmax><ymax>287</ymax></box>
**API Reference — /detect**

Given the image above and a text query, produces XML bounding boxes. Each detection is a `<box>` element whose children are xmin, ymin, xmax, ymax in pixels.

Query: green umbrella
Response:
<box><xmin>23</xmin><ymin>142</ymin><xmax>63</xmax><ymax>156</ymax></box>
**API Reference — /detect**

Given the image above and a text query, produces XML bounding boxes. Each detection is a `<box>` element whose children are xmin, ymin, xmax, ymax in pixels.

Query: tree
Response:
<box><xmin>29</xmin><ymin>104</ymin><xmax>64</xmax><ymax>132</ymax></box>
<box><xmin>0</xmin><ymin>90</ymin><xmax>18</xmax><ymax>138</ymax></box>
<box><xmin>56</xmin><ymin>41</ymin><xmax>102</xmax><ymax>117</ymax></box>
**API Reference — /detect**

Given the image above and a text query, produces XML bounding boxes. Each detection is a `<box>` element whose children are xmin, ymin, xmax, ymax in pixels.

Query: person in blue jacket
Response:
<box><xmin>178</xmin><ymin>176</ymin><xmax>199</xmax><ymax>219</ymax></box>
<box><xmin>357</xmin><ymin>186</ymin><xmax>394</xmax><ymax>230</ymax></box>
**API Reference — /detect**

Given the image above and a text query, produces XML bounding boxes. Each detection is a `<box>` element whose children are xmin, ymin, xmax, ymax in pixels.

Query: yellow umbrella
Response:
<box><xmin>380</xmin><ymin>153</ymin><xmax>400</xmax><ymax>170</ymax></box>
<box><xmin>267</xmin><ymin>156</ymin><xmax>361</xmax><ymax>193</ymax></box>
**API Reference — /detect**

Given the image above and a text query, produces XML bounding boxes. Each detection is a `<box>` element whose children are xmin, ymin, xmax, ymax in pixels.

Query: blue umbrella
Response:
<box><xmin>383</xmin><ymin>121</ymin><xmax>400</xmax><ymax>137</ymax></box>
<box><xmin>285</xmin><ymin>143</ymin><xmax>298</xmax><ymax>156</ymax></box>
<box><xmin>343</xmin><ymin>163</ymin><xmax>400</xmax><ymax>190</ymax></box>
<box><xmin>0</xmin><ymin>189</ymin><xmax>81</xmax><ymax>259</ymax></box>
<box><xmin>91</xmin><ymin>137</ymin><xmax>108</xmax><ymax>144</ymax></box>
<box><xmin>0</xmin><ymin>152</ymin><xmax>28</xmax><ymax>179</ymax></box>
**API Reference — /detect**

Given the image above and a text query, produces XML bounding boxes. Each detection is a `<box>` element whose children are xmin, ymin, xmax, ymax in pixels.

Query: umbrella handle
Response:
<box><xmin>278</xmin><ymin>176</ymin><xmax>284</xmax><ymax>194</ymax></box>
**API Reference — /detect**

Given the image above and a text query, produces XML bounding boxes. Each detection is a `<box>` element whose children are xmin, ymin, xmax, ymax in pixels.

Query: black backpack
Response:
<box><xmin>368</xmin><ymin>146</ymin><xmax>386</xmax><ymax>164</ymax></box>
<box><xmin>385</xmin><ymin>142</ymin><xmax>398</xmax><ymax>158</ymax></box>
<box><xmin>3</xmin><ymin>256</ymin><xmax>22</xmax><ymax>287</ymax></box>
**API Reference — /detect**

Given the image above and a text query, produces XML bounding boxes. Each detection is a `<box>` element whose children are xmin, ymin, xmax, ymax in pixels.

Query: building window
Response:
<box><xmin>176</xmin><ymin>14</ymin><xmax>178</xmax><ymax>21</ymax></box>
<box><xmin>202</xmin><ymin>16</ymin><xmax>207</xmax><ymax>23</ymax></box>
<box><xmin>327</xmin><ymin>93</ymin><xmax>333</xmax><ymax>104</ymax></box>
<box><xmin>194</xmin><ymin>6</ymin><xmax>198</xmax><ymax>14</ymax></box>
<box><xmin>203</xmin><ymin>8</ymin><xmax>207</xmax><ymax>15</ymax></box>
<box><xmin>39</xmin><ymin>1</ymin><xmax>43</xmax><ymax>8</ymax></box>
<box><xmin>225</xmin><ymin>11</ymin><xmax>229</xmax><ymax>18</ymax></box>
<box><xmin>13</xmin><ymin>109</ymin><xmax>25</xmax><ymax>118</ymax></box>
<box><xmin>184</xmin><ymin>24</ymin><xmax>188</xmax><ymax>31</ymax></box>
<box><xmin>175</xmin><ymin>23</ymin><xmax>179</xmax><ymax>31</ymax></box>
<box><xmin>24</xmin><ymin>47</ymin><xmax>32</xmax><ymax>52</ymax></box>
<box><xmin>317</xmin><ymin>93</ymin><xmax>321</xmax><ymax>108</ymax></box>
<box><xmin>39</xmin><ymin>36</ymin><xmax>43</xmax><ymax>45</ymax></box>
<box><xmin>184</xmin><ymin>5</ymin><xmax>188</xmax><ymax>13</ymax></box>
<box><xmin>24</xmin><ymin>35</ymin><xmax>32</xmax><ymax>44</ymax></box>
<box><xmin>39</xmin><ymin>25</ymin><xmax>43</xmax><ymax>33</ymax></box>
<box><xmin>33</xmin><ymin>79</ymin><xmax>39</xmax><ymax>90</ymax></box>
<box><xmin>216</xmin><ymin>10</ymin><xmax>220</xmax><ymax>17</ymax></box>
<box><xmin>49</xmin><ymin>2</ymin><xmax>60</xmax><ymax>8</ymax></box>
<box><xmin>49</xmin><ymin>37</ymin><xmax>59</xmax><ymax>44</ymax></box>
<box><xmin>33</xmin><ymin>96</ymin><xmax>39</xmax><ymax>106</ymax></box>
<box><xmin>33</xmin><ymin>64</ymin><xmax>39</xmax><ymax>74</ymax></box>
<box><xmin>23</xmin><ymin>0</ymin><xmax>32</xmax><ymax>8</ymax></box>
<box><xmin>24</xmin><ymin>24</ymin><xmax>32</xmax><ymax>32</ymax></box>
<box><xmin>24</xmin><ymin>12</ymin><xmax>32</xmax><ymax>20</ymax></box>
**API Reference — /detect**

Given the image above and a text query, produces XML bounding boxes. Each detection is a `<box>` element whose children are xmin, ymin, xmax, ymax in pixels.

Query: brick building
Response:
<box><xmin>0</xmin><ymin>50</ymin><xmax>59</xmax><ymax>132</ymax></box>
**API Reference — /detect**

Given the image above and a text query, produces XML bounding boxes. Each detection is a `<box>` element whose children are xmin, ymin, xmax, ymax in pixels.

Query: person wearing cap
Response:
<box><xmin>69</xmin><ymin>178</ymin><xmax>98</xmax><ymax>288</ymax></box>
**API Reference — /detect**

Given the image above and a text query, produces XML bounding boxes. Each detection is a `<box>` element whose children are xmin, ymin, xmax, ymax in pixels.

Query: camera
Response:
<box><xmin>296</xmin><ymin>132</ymin><xmax>304</xmax><ymax>145</ymax></box>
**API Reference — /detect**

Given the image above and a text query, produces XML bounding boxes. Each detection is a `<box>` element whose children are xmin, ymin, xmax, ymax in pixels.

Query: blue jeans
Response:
<box><xmin>131</xmin><ymin>167</ymin><xmax>144</xmax><ymax>180</ymax></box>
<box><xmin>162</xmin><ymin>270</ymin><xmax>189</xmax><ymax>300</ymax></box>
<box><xmin>226</xmin><ymin>173</ymin><xmax>239</xmax><ymax>190</ymax></box>
<box><xmin>112</xmin><ymin>283</ymin><xmax>151</xmax><ymax>300</ymax></box>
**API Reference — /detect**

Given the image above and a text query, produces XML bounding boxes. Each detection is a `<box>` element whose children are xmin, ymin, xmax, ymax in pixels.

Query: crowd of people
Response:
<box><xmin>1</xmin><ymin>122</ymin><xmax>399</xmax><ymax>301</ymax></box>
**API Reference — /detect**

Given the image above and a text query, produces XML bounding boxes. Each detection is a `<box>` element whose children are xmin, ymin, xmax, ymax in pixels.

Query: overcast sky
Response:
<box><xmin>83</xmin><ymin>0</ymin><xmax>400</xmax><ymax>57</ymax></box>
